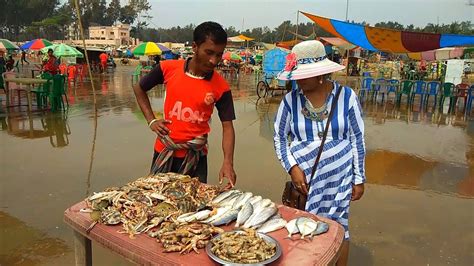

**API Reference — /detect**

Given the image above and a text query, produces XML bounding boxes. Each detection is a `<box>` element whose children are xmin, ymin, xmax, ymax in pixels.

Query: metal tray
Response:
<box><xmin>206</xmin><ymin>230</ymin><xmax>282</xmax><ymax>265</ymax></box>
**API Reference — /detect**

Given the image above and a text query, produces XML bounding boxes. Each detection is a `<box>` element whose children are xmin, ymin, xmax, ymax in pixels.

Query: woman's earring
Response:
<box><xmin>319</xmin><ymin>78</ymin><xmax>323</xmax><ymax>84</ymax></box>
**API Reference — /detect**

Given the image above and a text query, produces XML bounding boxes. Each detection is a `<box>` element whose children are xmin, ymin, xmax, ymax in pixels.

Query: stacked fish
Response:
<box><xmin>285</xmin><ymin>217</ymin><xmax>329</xmax><ymax>240</ymax></box>
<box><xmin>176</xmin><ymin>190</ymin><xmax>287</xmax><ymax>234</ymax></box>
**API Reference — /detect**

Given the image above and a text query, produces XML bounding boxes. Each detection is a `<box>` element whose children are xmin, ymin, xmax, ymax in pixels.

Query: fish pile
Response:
<box><xmin>175</xmin><ymin>189</ymin><xmax>287</xmax><ymax>234</ymax></box>
<box><xmin>210</xmin><ymin>229</ymin><xmax>276</xmax><ymax>264</ymax></box>
<box><xmin>84</xmin><ymin>173</ymin><xmax>221</xmax><ymax>237</ymax></box>
<box><xmin>285</xmin><ymin>217</ymin><xmax>329</xmax><ymax>240</ymax></box>
<box><xmin>148</xmin><ymin>222</ymin><xmax>224</xmax><ymax>254</ymax></box>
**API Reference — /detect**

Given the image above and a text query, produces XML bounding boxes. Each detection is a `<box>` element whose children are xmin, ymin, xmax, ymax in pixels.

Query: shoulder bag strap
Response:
<box><xmin>309</xmin><ymin>85</ymin><xmax>343</xmax><ymax>181</ymax></box>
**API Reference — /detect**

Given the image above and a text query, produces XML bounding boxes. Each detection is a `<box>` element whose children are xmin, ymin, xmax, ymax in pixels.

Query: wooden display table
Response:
<box><xmin>64</xmin><ymin>201</ymin><xmax>344</xmax><ymax>265</ymax></box>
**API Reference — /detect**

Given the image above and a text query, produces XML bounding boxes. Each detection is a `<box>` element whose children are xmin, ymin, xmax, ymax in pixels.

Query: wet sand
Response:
<box><xmin>1</xmin><ymin>65</ymin><xmax>473</xmax><ymax>265</ymax></box>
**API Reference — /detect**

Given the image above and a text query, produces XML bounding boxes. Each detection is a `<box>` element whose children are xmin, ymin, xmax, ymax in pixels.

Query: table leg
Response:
<box><xmin>5</xmin><ymin>81</ymin><xmax>10</xmax><ymax>107</ymax></box>
<box><xmin>26</xmin><ymin>84</ymin><xmax>33</xmax><ymax>111</ymax></box>
<box><xmin>73</xmin><ymin>230</ymin><xmax>92</xmax><ymax>266</ymax></box>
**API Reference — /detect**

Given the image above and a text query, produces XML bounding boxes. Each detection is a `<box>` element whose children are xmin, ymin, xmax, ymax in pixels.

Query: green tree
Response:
<box><xmin>106</xmin><ymin>0</ymin><xmax>121</xmax><ymax>25</ymax></box>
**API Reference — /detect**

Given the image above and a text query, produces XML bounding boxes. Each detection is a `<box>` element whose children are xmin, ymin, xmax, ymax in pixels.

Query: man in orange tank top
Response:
<box><xmin>133</xmin><ymin>22</ymin><xmax>236</xmax><ymax>188</ymax></box>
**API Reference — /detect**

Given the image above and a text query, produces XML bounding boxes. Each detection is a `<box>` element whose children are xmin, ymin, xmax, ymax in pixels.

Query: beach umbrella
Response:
<box><xmin>0</xmin><ymin>39</ymin><xmax>19</xmax><ymax>51</ymax></box>
<box><xmin>155</xmin><ymin>43</ymin><xmax>171</xmax><ymax>52</ymax></box>
<box><xmin>41</xmin><ymin>43</ymin><xmax>84</xmax><ymax>58</ymax></box>
<box><xmin>222</xmin><ymin>51</ymin><xmax>242</xmax><ymax>62</ymax></box>
<box><xmin>133</xmin><ymin>42</ymin><xmax>162</xmax><ymax>56</ymax></box>
<box><xmin>20</xmin><ymin>39</ymin><xmax>53</xmax><ymax>50</ymax></box>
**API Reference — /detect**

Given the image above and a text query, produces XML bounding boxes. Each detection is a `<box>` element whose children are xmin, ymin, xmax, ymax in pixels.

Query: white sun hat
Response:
<box><xmin>277</xmin><ymin>40</ymin><xmax>345</xmax><ymax>80</ymax></box>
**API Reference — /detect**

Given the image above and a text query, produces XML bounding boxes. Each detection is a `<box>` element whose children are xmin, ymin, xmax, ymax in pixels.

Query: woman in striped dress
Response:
<box><xmin>273</xmin><ymin>40</ymin><xmax>366</xmax><ymax>266</ymax></box>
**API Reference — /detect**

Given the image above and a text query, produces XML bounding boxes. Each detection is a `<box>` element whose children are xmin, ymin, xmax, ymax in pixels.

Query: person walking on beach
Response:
<box><xmin>20</xmin><ymin>50</ymin><xmax>30</xmax><ymax>65</ymax></box>
<box><xmin>273</xmin><ymin>40</ymin><xmax>366</xmax><ymax>266</ymax></box>
<box><xmin>133</xmin><ymin>21</ymin><xmax>237</xmax><ymax>188</ymax></box>
<box><xmin>99</xmin><ymin>52</ymin><xmax>108</xmax><ymax>73</ymax></box>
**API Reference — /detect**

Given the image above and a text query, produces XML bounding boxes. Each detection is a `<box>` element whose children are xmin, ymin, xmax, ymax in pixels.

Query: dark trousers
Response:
<box><xmin>151</xmin><ymin>151</ymin><xmax>208</xmax><ymax>183</ymax></box>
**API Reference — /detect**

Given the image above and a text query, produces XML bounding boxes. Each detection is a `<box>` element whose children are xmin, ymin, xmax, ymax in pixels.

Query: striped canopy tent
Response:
<box><xmin>301</xmin><ymin>11</ymin><xmax>474</xmax><ymax>53</ymax></box>
<box><xmin>0</xmin><ymin>39</ymin><xmax>19</xmax><ymax>52</ymax></box>
<box><xmin>20</xmin><ymin>39</ymin><xmax>53</xmax><ymax>50</ymax></box>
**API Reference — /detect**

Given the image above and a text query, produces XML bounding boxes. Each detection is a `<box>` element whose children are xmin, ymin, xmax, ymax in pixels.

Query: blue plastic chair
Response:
<box><xmin>386</xmin><ymin>79</ymin><xmax>399</xmax><ymax>102</ymax></box>
<box><xmin>359</xmin><ymin>77</ymin><xmax>374</xmax><ymax>101</ymax></box>
<box><xmin>439</xmin><ymin>82</ymin><xmax>456</xmax><ymax>113</ymax></box>
<box><xmin>424</xmin><ymin>81</ymin><xmax>440</xmax><ymax>111</ymax></box>
<box><xmin>466</xmin><ymin>85</ymin><xmax>474</xmax><ymax>116</ymax></box>
<box><xmin>371</xmin><ymin>78</ymin><xmax>386</xmax><ymax>102</ymax></box>
<box><xmin>410</xmin><ymin>80</ymin><xmax>426</xmax><ymax>107</ymax></box>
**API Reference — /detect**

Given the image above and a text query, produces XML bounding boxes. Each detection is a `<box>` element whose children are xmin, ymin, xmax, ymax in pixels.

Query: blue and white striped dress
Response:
<box><xmin>273</xmin><ymin>81</ymin><xmax>366</xmax><ymax>239</ymax></box>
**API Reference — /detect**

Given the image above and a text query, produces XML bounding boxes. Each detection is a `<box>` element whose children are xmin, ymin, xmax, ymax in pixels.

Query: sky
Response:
<box><xmin>146</xmin><ymin>0</ymin><xmax>474</xmax><ymax>30</ymax></box>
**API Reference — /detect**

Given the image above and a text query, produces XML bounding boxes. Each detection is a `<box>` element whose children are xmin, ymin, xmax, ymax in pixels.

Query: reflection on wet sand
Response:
<box><xmin>1</xmin><ymin>66</ymin><xmax>472</xmax><ymax>265</ymax></box>
<box><xmin>0</xmin><ymin>212</ymin><xmax>70</xmax><ymax>265</ymax></box>
<box><xmin>1</xmin><ymin>112</ymin><xmax>71</xmax><ymax>147</ymax></box>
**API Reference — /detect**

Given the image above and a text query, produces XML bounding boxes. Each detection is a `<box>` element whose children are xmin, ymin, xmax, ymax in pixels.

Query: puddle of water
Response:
<box><xmin>1</xmin><ymin>65</ymin><xmax>472</xmax><ymax>265</ymax></box>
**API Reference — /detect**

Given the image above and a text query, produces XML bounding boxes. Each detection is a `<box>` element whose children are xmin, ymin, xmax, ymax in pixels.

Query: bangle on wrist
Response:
<box><xmin>148</xmin><ymin>118</ymin><xmax>159</xmax><ymax>128</ymax></box>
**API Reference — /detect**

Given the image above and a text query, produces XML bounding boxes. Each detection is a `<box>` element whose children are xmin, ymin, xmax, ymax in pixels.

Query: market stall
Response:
<box><xmin>64</xmin><ymin>173</ymin><xmax>344</xmax><ymax>265</ymax></box>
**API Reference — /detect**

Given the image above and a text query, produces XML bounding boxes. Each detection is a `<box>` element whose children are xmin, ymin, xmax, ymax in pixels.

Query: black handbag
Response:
<box><xmin>282</xmin><ymin>85</ymin><xmax>342</xmax><ymax>210</ymax></box>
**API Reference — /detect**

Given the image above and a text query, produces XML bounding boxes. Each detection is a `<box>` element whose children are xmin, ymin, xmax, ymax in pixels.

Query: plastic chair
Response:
<box><xmin>386</xmin><ymin>79</ymin><xmax>399</xmax><ymax>102</ymax></box>
<box><xmin>439</xmin><ymin>82</ymin><xmax>456</xmax><ymax>113</ymax></box>
<box><xmin>396</xmin><ymin>80</ymin><xmax>413</xmax><ymax>106</ymax></box>
<box><xmin>371</xmin><ymin>78</ymin><xmax>386</xmax><ymax>102</ymax></box>
<box><xmin>132</xmin><ymin>64</ymin><xmax>143</xmax><ymax>81</ymax></box>
<box><xmin>424</xmin><ymin>81</ymin><xmax>440</xmax><ymax>111</ymax></box>
<box><xmin>49</xmin><ymin>74</ymin><xmax>67</xmax><ymax>112</ymax></box>
<box><xmin>31</xmin><ymin>72</ymin><xmax>53</xmax><ymax>108</ymax></box>
<box><xmin>410</xmin><ymin>80</ymin><xmax>426</xmax><ymax>108</ymax></box>
<box><xmin>67</xmin><ymin>65</ymin><xmax>77</xmax><ymax>87</ymax></box>
<box><xmin>358</xmin><ymin>77</ymin><xmax>374</xmax><ymax>101</ymax></box>
<box><xmin>454</xmin><ymin>83</ymin><xmax>470</xmax><ymax>113</ymax></box>
<box><xmin>59</xmin><ymin>63</ymin><xmax>67</xmax><ymax>75</ymax></box>
<box><xmin>465</xmin><ymin>85</ymin><xmax>474</xmax><ymax>116</ymax></box>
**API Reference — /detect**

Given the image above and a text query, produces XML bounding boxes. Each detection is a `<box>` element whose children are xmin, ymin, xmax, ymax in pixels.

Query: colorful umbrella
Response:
<box><xmin>40</xmin><ymin>44</ymin><xmax>84</xmax><ymax>58</ymax></box>
<box><xmin>20</xmin><ymin>39</ymin><xmax>53</xmax><ymax>50</ymax></box>
<box><xmin>0</xmin><ymin>39</ymin><xmax>19</xmax><ymax>51</ymax></box>
<box><xmin>133</xmin><ymin>42</ymin><xmax>162</xmax><ymax>56</ymax></box>
<box><xmin>155</xmin><ymin>43</ymin><xmax>171</xmax><ymax>52</ymax></box>
<box><xmin>222</xmin><ymin>52</ymin><xmax>242</xmax><ymax>61</ymax></box>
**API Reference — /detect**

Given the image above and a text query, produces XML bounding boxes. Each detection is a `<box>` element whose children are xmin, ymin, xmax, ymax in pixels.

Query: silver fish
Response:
<box><xmin>313</xmin><ymin>221</ymin><xmax>329</xmax><ymax>236</ymax></box>
<box><xmin>211</xmin><ymin>189</ymin><xmax>240</xmax><ymax>205</ymax></box>
<box><xmin>211</xmin><ymin>209</ymin><xmax>239</xmax><ymax>226</ymax></box>
<box><xmin>232</xmin><ymin>192</ymin><xmax>253</xmax><ymax>210</ymax></box>
<box><xmin>296</xmin><ymin>217</ymin><xmax>318</xmax><ymax>239</ymax></box>
<box><xmin>217</xmin><ymin>192</ymin><xmax>242</xmax><ymax>207</ymax></box>
<box><xmin>235</xmin><ymin>201</ymin><xmax>254</xmax><ymax>227</ymax></box>
<box><xmin>177</xmin><ymin>209</ymin><xmax>212</xmax><ymax>223</ymax></box>
<box><xmin>253</xmin><ymin>198</ymin><xmax>273</xmax><ymax>211</ymax></box>
<box><xmin>243</xmin><ymin>205</ymin><xmax>278</xmax><ymax>229</ymax></box>
<box><xmin>202</xmin><ymin>206</ymin><xmax>231</xmax><ymax>223</ymax></box>
<box><xmin>249</xmin><ymin>195</ymin><xmax>262</xmax><ymax>205</ymax></box>
<box><xmin>176</xmin><ymin>212</ymin><xmax>197</xmax><ymax>223</ymax></box>
<box><xmin>257</xmin><ymin>218</ymin><xmax>287</xmax><ymax>234</ymax></box>
<box><xmin>285</xmin><ymin>218</ymin><xmax>299</xmax><ymax>238</ymax></box>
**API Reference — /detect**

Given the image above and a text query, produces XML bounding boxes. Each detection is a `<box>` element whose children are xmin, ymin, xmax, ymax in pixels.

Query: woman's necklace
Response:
<box><xmin>301</xmin><ymin>86</ymin><xmax>331</xmax><ymax>122</ymax></box>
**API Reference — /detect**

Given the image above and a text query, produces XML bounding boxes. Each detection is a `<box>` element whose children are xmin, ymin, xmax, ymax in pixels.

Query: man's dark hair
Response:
<box><xmin>48</xmin><ymin>48</ymin><xmax>53</xmax><ymax>53</ymax></box>
<box><xmin>193</xmin><ymin>21</ymin><xmax>227</xmax><ymax>46</ymax></box>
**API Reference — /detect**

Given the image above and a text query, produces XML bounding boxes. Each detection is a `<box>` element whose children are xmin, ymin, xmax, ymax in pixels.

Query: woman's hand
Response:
<box><xmin>290</xmin><ymin>165</ymin><xmax>308</xmax><ymax>195</ymax></box>
<box><xmin>149</xmin><ymin>119</ymin><xmax>171</xmax><ymax>138</ymax></box>
<box><xmin>351</xmin><ymin>183</ymin><xmax>364</xmax><ymax>201</ymax></box>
